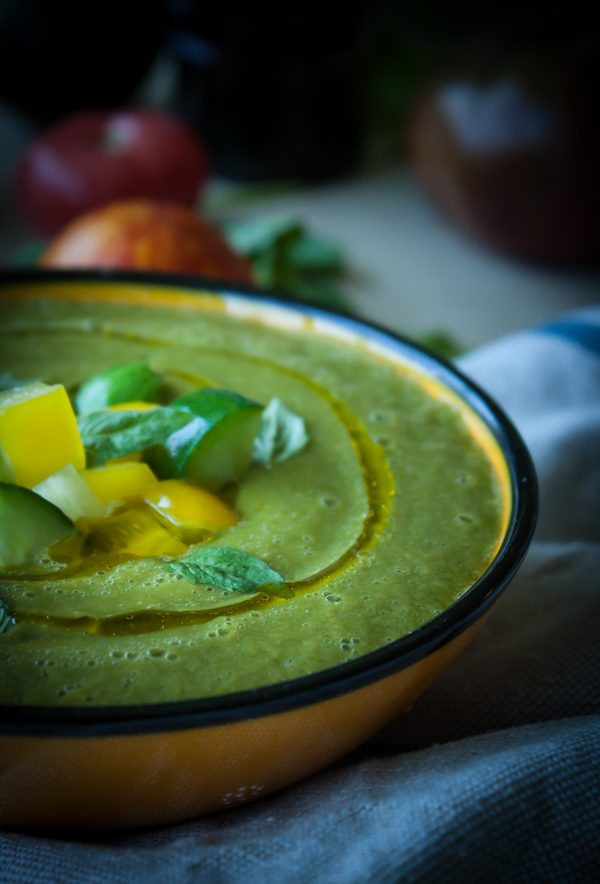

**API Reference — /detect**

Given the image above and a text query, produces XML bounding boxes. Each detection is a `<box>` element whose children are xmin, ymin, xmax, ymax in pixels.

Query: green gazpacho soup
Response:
<box><xmin>0</xmin><ymin>282</ymin><xmax>508</xmax><ymax>707</ymax></box>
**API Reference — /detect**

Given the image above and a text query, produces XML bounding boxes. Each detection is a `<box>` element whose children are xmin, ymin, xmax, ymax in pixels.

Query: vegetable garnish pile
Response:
<box><xmin>0</xmin><ymin>362</ymin><xmax>309</xmax><ymax>630</ymax></box>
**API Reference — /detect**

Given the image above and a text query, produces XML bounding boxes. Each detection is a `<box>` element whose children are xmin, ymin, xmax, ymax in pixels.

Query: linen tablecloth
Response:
<box><xmin>2</xmin><ymin>307</ymin><xmax>599</xmax><ymax>883</ymax></box>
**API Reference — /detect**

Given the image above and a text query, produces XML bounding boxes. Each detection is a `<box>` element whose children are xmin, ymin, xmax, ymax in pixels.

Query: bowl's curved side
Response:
<box><xmin>0</xmin><ymin>617</ymin><xmax>484</xmax><ymax>830</ymax></box>
<box><xmin>0</xmin><ymin>268</ymin><xmax>537</xmax><ymax>830</ymax></box>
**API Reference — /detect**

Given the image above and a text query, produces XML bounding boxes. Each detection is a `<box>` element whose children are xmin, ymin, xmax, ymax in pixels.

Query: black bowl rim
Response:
<box><xmin>0</xmin><ymin>268</ymin><xmax>538</xmax><ymax>737</ymax></box>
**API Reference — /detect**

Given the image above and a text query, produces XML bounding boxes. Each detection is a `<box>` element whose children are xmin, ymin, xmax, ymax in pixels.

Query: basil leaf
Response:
<box><xmin>291</xmin><ymin>278</ymin><xmax>350</xmax><ymax>312</ymax></box>
<box><xmin>223</xmin><ymin>214</ymin><xmax>353</xmax><ymax>314</ymax></box>
<box><xmin>288</xmin><ymin>233</ymin><xmax>344</xmax><ymax>273</ymax></box>
<box><xmin>168</xmin><ymin>546</ymin><xmax>285</xmax><ymax>595</ymax></box>
<box><xmin>0</xmin><ymin>598</ymin><xmax>14</xmax><ymax>634</ymax></box>
<box><xmin>225</xmin><ymin>214</ymin><xmax>303</xmax><ymax>257</ymax></box>
<box><xmin>12</xmin><ymin>240</ymin><xmax>47</xmax><ymax>267</ymax></box>
<box><xmin>417</xmin><ymin>332</ymin><xmax>466</xmax><ymax>360</ymax></box>
<box><xmin>77</xmin><ymin>407</ymin><xmax>192</xmax><ymax>467</ymax></box>
<box><xmin>253</xmin><ymin>398</ymin><xmax>309</xmax><ymax>466</ymax></box>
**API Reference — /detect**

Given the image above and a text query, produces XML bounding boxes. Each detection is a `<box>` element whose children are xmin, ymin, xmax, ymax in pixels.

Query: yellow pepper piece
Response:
<box><xmin>0</xmin><ymin>383</ymin><xmax>85</xmax><ymax>488</ymax></box>
<box><xmin>82</xmin><ymin>462</ymin><xmax>157</xmax><ymax>504</ymax></box>
<box><xmin>109</xmin><ymin>402</ymin><xmax>159</xmax><ymax>411</ymax></box>
<box><xmin>87</xmin><ymin>507</ymin><xmax>187</xmax><ymax>558</ymax></box>
<box><xmin>145</xmin><ymin>479</ymin><xmax>238</xmax><ymax>544</ymax></box>
<box><xmin>105</xmin><ymin>451</ymin><xmax>143</xmax><ymax>467</ymax></box>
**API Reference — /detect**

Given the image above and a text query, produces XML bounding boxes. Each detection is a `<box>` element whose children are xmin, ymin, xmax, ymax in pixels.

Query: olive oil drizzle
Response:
<box><xmin>6</xmin><ymin>327</ymin><xmax>394</xmax><ymax>637</ymax></box>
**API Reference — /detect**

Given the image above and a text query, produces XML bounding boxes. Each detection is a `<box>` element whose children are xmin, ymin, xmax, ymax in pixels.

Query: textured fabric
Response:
<box><xmin>2</xmin><ymin>307</ymin><xmax>599</xmax><ymax>883</ymax></box>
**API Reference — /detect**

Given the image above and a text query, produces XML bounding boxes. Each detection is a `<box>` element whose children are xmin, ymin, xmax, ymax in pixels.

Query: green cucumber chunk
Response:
<box><xmin>154</xmin><ymin>389</ymin><xmax>263</xmax><ymax>491</ymax></box>
<box><xmin>0</xmin><ymin>442</ymin><xmax>14</xmax><ymax>483</ymax></box>
<box><xmin>75</xmin><ymin>362</ymin><xmax>163</xmax><ymax>414</ymax></box>
<box><xmin>0</xmin><ymin>481</ymin><xmax>79</xmax><ymax>570</ymax></box>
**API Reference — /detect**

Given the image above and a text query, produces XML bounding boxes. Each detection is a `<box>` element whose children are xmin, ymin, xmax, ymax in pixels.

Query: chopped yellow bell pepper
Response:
<box><xmin>109</xmin><ymin>402</ymin><xmax>159</xmax><ymax>411</ymax></box>
<box><xmin>144</xmin><ymin>480</ymin><xmax>238</xmax><ymax>544</ymax></box>
<box><xmin>87</xmin><ymin>507</ymin><xmax>187</xmax><ymax>558</ymax></box>
<box><xmin>82</xmin><ymin>462</ymin><xmax>157</xmax><ymax>504</ymax></box>
<box><xmin>0</xmin><ymin>383</ymin><xmax>85</xmax><ymax>488</ymax></box>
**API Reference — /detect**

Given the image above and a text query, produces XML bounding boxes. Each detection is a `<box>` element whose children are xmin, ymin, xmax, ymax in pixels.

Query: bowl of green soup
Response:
<box><xmin>0</xmin><ymin>269</ymin><xmax>536</xmax><ymax>830</ymax></box>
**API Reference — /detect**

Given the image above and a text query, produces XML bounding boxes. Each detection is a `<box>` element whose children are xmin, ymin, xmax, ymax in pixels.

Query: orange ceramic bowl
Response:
<box><xmin>0</xmin><ymin>269</ymin><xmax>537</xmax><ymax>830</ymax></box>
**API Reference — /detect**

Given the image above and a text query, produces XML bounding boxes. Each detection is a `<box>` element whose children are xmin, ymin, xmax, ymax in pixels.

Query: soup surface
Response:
<box><xmin>0</xmin><ymin>282</ymin><xmax>508</xmax><ymax>707</ymax></box>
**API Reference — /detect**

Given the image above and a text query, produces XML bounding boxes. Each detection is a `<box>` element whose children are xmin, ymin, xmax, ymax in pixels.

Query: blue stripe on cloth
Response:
<box><xmin>542</xmin><ymin>320</ymin><xmax>600</xmax><ymax>357</ymax></box>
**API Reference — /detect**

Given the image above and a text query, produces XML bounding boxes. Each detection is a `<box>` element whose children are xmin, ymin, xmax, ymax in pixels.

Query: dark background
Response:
<box><xmin>0</xmin><ymin>0</ymin><xmax>597</xmax><ymax>181</ymax></box>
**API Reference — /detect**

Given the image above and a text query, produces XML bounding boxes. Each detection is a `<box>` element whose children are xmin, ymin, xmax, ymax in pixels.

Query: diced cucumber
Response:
<box><xmin>75</xmin><ymin>363</ymin><xmax>163</xmax><ymax>415</ymax></box>
<box><xmin>0</xmin><ymin>481</ymin><xmax>80</xmax><ymax>571</ymax></box>
<box><xmin>153</xmin><ymin>389</ymin><xmax>263</xmax><ymax>491</ymax></box>
<box><xmin>0</xmin><ymin>442</ymin><xmax>14</xmax><ymax>483</ymax></box>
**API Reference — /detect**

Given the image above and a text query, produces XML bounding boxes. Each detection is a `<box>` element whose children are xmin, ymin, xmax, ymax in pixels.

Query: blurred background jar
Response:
<box><xmin>0</xmin><ymin>0</ymin><xmax>598</xmax><ymax>263</ymax></box>
<box><xmin>0</xmin><ymin>0</ymin><xmax>165</xmax><ymax>122</ymax></box>
<box><xmin>164</xmin><ymin>1</ymin><xmax>366</xmax><ymax>182</ymax></box>
<box><xmin>407</xmin><ymin>27</ymin><xmax>600</xmax><ymax>263</ymax></box>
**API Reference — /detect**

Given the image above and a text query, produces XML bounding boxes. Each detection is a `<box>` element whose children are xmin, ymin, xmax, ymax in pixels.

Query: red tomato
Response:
<box><xmin>39</xmin><ymin>200</ymin><xmax>254</xmax><ymax>284</ymax></box>
<box><xmin>16</xmin><ymin>109</ymin><xmax>209</xmax><ymax>236</ymax></box>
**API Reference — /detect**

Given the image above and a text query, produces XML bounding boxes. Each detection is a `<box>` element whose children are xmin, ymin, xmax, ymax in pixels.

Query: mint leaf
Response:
<box><xmin>223</xmin><ymin>214</ymin><xmax>353</xmax><ymax>314</ymax></box>
<box><xmin>77</xmin><ymin>407</ymin><xmax>192</xmax><ymax>467</ymax></box>
<box><xmin>225</xmin><ymin>214</ymin><xmax>303</xmax><ymax>256</ymax></box>
<box><xmin>253</xmin><ymin>398</ymin><xmax>309</xmax><ymax>466</ymax></box>
<box><xmin>12</xmin><ymin>240</ymin><xmax>48</xmax><ymax>267</ymax></box>
<box><xmin>168</xmin><ymin>546</ymin><xmax>285</xmax><ymax>595</ymax></box>
<box><xmin>288</xmin><ymin>233</ymin><xmax>344</xmax><ymax>273</ymax></box>
<box><xmin>291</xmin><ymin>278</ymin><xmax>350</xmax><ymax>312</ymax></box>
<box><xmin>0</xmin><ymin>598</ymin><xmax>14</xmax><ymax>634</ymax></box>
<box><xmin>417</xmin><ymin>332</ymin><xmax>466</xmax><ymax>360</ymax></box>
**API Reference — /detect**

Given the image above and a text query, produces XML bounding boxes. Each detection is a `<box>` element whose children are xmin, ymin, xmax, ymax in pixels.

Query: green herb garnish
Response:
<box><xmin>417</xmin><ymin>332</ymin><xmax>466</xmax><ymax>361</ymax></box>
<box><xmin>77</xmin><ymin>407</ymin><xmax>192</xmax><ymax>467</ymax></box>
<box><xmin>167</xmin><ymin>546</ymin><xmax>287</xmax><ymax>596</ymax></box>
<box><xmin>224</xmin><ymin>214</ymin><xmax>351</xmax><ymax>312</ymax></box>
<box><xmin>253</xmin><ymin>398</ymin><xmax>309</xmax><ymax>467</ymax></box>
<box><xmin>77</xmin><ymin>371</ymin><xmax>310</xmax><ymax>487</ymax></box>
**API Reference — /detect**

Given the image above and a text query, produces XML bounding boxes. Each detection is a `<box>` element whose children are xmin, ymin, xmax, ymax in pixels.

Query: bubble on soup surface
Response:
<box><xmin>320</xmin><ymin>495</ymin><xmax>339</xmax><ymax>508</ymax></box>
<box><xmin>369</xmin><ymin>410</ymin><xmax>396</xmax><ymax>424</ymax></box>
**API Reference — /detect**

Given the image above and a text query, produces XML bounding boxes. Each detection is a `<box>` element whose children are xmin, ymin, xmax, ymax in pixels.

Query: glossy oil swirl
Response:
<box><xmin>12</xmin><ymin>339</ymin><xmax>394</xmax><ymax>637</ymax></box>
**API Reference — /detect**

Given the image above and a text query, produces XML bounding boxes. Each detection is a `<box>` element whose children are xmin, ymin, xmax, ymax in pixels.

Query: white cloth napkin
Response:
<box><xmin>2</xmin><ymin>307</ymin><xmax>600</xmax><ymax>883</ymax></box>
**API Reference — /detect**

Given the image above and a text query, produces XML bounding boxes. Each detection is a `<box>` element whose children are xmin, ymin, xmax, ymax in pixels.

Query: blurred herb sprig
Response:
<box><xmin>223</xmin><ymin>213</ymin><xmax>465</xmax><ymax>359</ymax></box>
<box><xmin>224</xmin><ymin>214</ymin><xmax>350</xmax><ymax>313</ymax></box>
<box><xmin>13</xmin><ymin>212</ymin><xmax>465</xmax><ymax>360</ymax></box>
